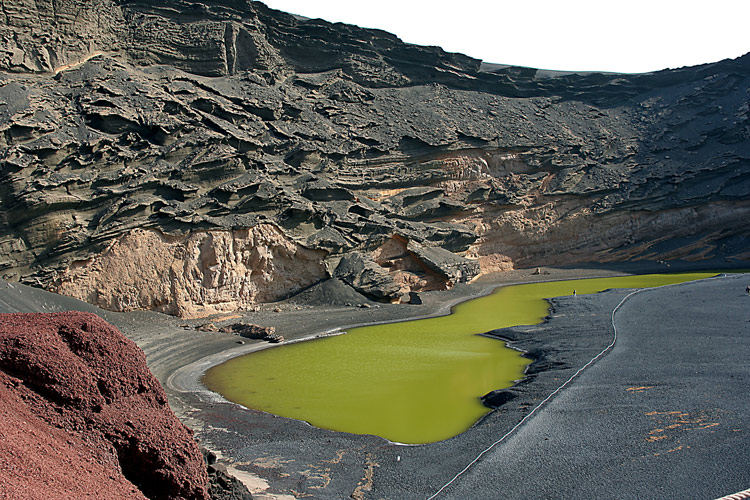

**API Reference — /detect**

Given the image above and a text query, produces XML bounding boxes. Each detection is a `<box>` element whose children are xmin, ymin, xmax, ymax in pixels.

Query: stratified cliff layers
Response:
<box><xmin>1</xmin><ymin>0</ymin><xmax>748</xmax><ymax>314</ymax></box>
<box><xmin>55</xmin><ymin>225</ymin><xmax>326</xmax><ymax>318</ymax></box>
<box><xmin>0</xmin><ymin>312</ymin><xmax>210</xmax><ymax>499</ymax></box>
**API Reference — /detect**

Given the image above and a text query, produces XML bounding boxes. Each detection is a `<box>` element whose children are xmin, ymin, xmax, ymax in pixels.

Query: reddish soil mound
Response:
<box><xmin>0</xmin><ymin>312</ymin><xmax>209</xmax><ymax>499</ymax></box>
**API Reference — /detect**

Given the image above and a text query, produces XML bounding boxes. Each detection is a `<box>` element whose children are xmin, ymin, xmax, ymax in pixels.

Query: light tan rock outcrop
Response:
<box><xmin>54</xmin><ymin>225</ymin><xmax>327</xmax><ymax>318</ymax></box>
<box><xmin>463</xmin><ymin>200</ymin><xmax>750</xmax><ymax>274</ymax></box>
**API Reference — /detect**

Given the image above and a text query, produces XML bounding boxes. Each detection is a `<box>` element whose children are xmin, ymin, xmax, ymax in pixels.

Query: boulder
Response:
<box><xmin>333</xmin><ymin>252</ymin><xmax>402</xmax><ymax>302</ymax></box>
<box><xmin>203</xmin><ymin>449</ymin><xmax>254</xmax><ymax>500</ymax></box>
<box><xmin>197</xmin><ymin>322</ymin><xmax>219</xmax><ymax>332</ymax></box>
<box><xmin>406</xmin><ymin>240</ymin><xmax>481</xmax><ymax>284</ymax></box>
<box><xmin>481</xmin><ymin>389</ymin><xmax>519</xmax><ymax>409</ymax></box>
<box><xmin>221</xmin><ymin>322</ymin><xmax>284</xmax><ymax>343</ymax></box>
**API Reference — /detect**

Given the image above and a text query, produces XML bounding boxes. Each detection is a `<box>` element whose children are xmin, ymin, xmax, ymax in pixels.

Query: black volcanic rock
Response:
<box><xmin>481</xmin><ymin>389</ymin><xmax>519</xmax><ymax>409</ymax></box>
<box><xmin>0</xmin><ymin>0</ymin><xmax>748</xmax><ymax>312</ymax></box>
<box><xmin>220</xmin><ymin>322</ymin><xmax>283</xmax><ymax>342</ymax></box>
<box><xmin>334</xmin><ymin>252</ymin><xmax>402</xmax><ymax>302</ymax></box>
<box><xmin>406</xmin><ymin>240</ymin><xmax>480</xmax><ymax>285</ymax></box>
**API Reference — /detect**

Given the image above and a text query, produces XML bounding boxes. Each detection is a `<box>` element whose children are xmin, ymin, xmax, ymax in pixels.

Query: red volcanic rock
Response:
<box><xmin>0</xmin><ymin>312</ymin><xmax>209</xmax><ymax>500</ymax></box>
<box><xmin>0</xmin><ymin>372</ymin><xmax>147</xmax><ymax>499</ymax></box>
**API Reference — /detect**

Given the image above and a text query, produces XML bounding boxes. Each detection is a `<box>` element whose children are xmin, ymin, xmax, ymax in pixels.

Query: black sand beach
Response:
<box><xmin>2</xmin><ymin>267</ymin><xmax>748</xmax><ymax>499</ymax></box>
<box><xmin>442</xmin><ymin>273</ymin><xmax>750</xmax><ymax>499</ymax></box>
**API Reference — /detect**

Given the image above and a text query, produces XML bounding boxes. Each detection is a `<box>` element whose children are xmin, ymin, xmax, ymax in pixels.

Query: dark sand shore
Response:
<box><xmin>1</xmin><ymin>262</ymin><xmax>747</xmax><ymax>498</ymax></box>
<box><xmin>443</xmin><ymin>273</ymin><xmax>750</xmax><ymax>499</ymax></box>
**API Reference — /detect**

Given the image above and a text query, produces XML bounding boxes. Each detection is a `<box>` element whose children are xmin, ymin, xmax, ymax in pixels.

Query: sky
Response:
<box><xmin>261</xmin><ymin>0</ymin><xmax>749</xmax><ymax>73</ymax></box>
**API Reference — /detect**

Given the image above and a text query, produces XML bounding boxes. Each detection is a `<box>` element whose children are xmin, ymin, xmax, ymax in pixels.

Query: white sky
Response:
<box><xmin>261</xmin><ymin>0</ymin><xmax>750</xmax><ymax>73</ymax></box>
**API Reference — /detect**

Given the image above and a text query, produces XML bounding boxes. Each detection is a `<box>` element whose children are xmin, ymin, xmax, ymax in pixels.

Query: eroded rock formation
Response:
<box><xmin>0</xmin><ymin>311</ymin><xmax>210</xmax><ymax>499</ymax></box>
<box><xmin>371</xmin><ymin>234</ymin><xmax>480</xmax><ymax>296</ymax></box>
<box><xmin>0</xmin><ymin>0</ymin><xmax>124</xmax><ymax>73</ymax></box>
<box><xmin>54</xmin><ymin>225</ymin><xmax>326</xmax><ymax>318</ymax></box>
<box><xmin>1</xmin><ymin>0</ymin><xmax>748</xmax><ymax>313</ymax></box>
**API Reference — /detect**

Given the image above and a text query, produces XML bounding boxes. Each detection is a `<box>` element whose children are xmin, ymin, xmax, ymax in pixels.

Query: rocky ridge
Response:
<box><xmin>1</xmin><ymin>0</ymin><xmax>748</xmax><ymax>316</ymax></box>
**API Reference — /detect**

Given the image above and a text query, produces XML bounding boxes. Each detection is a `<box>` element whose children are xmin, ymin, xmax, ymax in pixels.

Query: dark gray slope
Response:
<box><xmin>0</xmin><ymin>279</ymin><xmax>101</xmax><ymax>314</ymax></box>
<box><xmin>440</xmin><ymin>274</ymin><xmax>750</xmax><ymax>499</ymax></box>
<box><xmin>284</xmin><ymin>278</ymin><xmax>372</xmax><ymax>306</ymax></box>
<box><xmin>0</xmin><ymin>279</ymin><xmax>246</xmax><ymax>382</ymax></box>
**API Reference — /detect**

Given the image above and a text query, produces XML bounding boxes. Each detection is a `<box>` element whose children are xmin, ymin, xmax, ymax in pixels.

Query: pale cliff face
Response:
<box><xmin>55</xmin><ymin>225</ymin><xmax>327</xmax><ymax>318</ymax></box>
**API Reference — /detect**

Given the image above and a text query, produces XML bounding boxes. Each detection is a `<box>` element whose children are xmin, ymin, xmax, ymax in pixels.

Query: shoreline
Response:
<box><xmin>162</xmin><ymin>274</ymin><xmax>628</xmax><ymax>498</ymax></box>
<box><xmin>164</xmin><ymin>269</ymin><xmax>606</xmax><ymax>415</ymax></box>
<box><xmin>166</xmin><ymin>279</ymin><xmax>501</xmax><ymax>407</ymax></box>
<box><xmin>166</xmin><ymin>277</ymin><xmax>512</xmax><ymax>453</ymax></box>
<box><xmin>164</xmin><ymin>268</ymin><xmax>746</xmax><ymax>498</ymax></box>
<box><xmin>167</xmin><ymin>265</ymin><xmax>731</xmax><ymax>425</ymax></box>
<box><xmin>435</xmin><ymin>272</ymin><xmax>750</xmax><ymax>499</ymax></box>
<box><xmin>3</xmin><ymin>263</ymin><xmax>746</xmax><ymax>498</ymax></box>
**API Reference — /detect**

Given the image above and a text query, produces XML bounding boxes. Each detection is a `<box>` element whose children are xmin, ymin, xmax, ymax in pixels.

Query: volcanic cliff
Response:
<box><xmin>1</xmin><ymin>0</ymin><xmax>748</xmax><ymax>316</ymax></box>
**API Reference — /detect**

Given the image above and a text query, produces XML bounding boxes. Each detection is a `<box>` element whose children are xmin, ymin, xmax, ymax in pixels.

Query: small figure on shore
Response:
<box><xmin>746</xmin><ymin>285</ymin><xmax>750</xmax><ymax>295</ymax></box>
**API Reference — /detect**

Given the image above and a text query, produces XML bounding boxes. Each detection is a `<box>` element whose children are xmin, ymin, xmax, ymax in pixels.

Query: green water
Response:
<box><xmin>204</xmin><ymin>272</ymin><xmax>717</xmax><ymax>444</ymax></box>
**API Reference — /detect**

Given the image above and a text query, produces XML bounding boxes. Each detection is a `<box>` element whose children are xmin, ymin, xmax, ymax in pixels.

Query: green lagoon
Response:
<box><xmin>204</xmin><ymin>272</ymin><xmax>716</xmax><ymax>444</ymax></box>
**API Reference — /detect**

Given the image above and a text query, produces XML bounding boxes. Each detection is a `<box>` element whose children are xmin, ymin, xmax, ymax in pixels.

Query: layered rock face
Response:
<box><xmin>0</xmin><ymin>0</ymin><xmax>124</xmax><ymax>73</ymax></box>
<box><xmin>1</xmin><ymin>0</ymin><xmax>748</xmax><ymax>312</ymax></box>
<box><xmin>0</xmin><ymin>311</ymin><xmax>210</xmax><ymax>499</ymax></box>
<box><xmin>54</xmin><ymin>224</ymin><xmax>326</xmax><ymax>318</ymax></box>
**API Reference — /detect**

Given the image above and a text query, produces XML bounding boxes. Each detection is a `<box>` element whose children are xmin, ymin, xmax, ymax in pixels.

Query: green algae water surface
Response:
<box><xmin>204</xmin><ymin>272</ymin><xmax>716</xmax><ymax>444</ymax></box>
